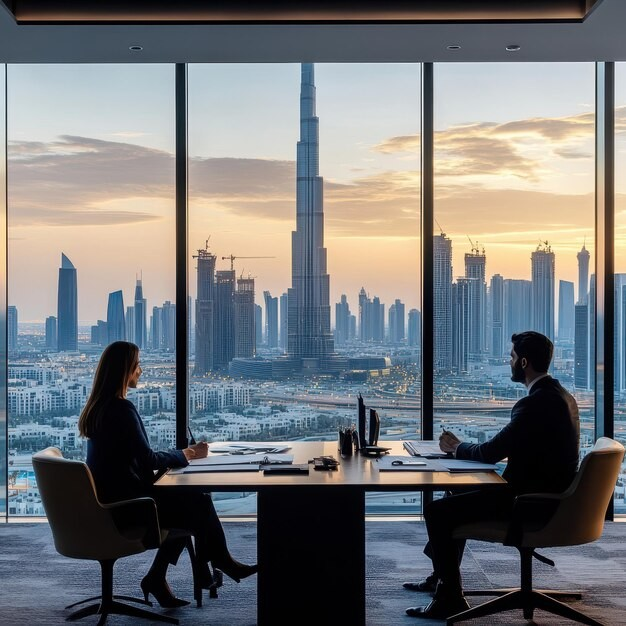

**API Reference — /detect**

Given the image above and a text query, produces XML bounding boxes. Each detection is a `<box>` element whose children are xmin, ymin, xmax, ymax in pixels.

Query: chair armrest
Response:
<box><xmin>102</xmin><ymin>497</ymin><xmax>162</xmax><ymax>549</ymax></box>
<box><xmin>504</xmin><ymin>493</ymin><xmax>560</xmax><ymax>546</ymax></box>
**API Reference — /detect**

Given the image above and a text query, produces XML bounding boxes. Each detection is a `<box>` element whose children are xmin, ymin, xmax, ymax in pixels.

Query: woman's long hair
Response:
<box><xmin>78</xmin><ymin>341</ymin><xmax>139</xmax><ymax>438</ymax></box>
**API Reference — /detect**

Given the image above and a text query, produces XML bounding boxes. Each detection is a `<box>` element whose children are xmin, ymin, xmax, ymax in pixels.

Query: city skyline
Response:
<box><xmin>6</xmin><ymin>63</ymin><xmax>626</xmax><ymax>323</ymax></box>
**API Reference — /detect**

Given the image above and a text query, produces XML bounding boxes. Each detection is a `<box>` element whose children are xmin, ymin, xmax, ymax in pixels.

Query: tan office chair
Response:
<box><xmin>32</xmin><ymin>446</ymin><xmax>179</xmax><ymax>625</ymax></box>
<box><xmin>447</xmin><ymin>436</ymin><xmax>625</xmax><ymax>626</ymax></box>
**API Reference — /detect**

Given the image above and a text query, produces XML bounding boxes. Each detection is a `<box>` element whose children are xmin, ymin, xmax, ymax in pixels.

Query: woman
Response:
<box><xmin>78</xmin><ymin>341</ymin><xmax>257</xmax><ymax>607</ymax></box>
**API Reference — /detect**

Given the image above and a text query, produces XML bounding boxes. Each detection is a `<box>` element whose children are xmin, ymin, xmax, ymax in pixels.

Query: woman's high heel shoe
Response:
<box><xmin>211</xmin><ymin>559</ymin><xmax>258</xmax><ymax>584</ymax></box>
<box><xmin>140</xmin><ymin>575</ymin><xmax>190</xmax><ymax>608</ymax></box>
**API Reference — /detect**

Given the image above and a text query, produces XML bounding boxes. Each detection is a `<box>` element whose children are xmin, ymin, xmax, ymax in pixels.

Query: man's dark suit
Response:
<box><xmin>424</xmin><ymin>375</ymin><xmax>580</xmax><ymax>594</ymax></box>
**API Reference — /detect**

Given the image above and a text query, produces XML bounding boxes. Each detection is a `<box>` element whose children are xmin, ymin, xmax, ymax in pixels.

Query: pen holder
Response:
<box><xmin>338</xmin><ymin>430</ymin><xmax>353</xmax><ymax>457</ymax></box>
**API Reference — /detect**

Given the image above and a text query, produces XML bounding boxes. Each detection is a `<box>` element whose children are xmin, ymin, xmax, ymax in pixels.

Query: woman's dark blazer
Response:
<box><xmin>86</xmin><ymin>397</ymin><xmax>188</xmax><ymax>503</ymax></box>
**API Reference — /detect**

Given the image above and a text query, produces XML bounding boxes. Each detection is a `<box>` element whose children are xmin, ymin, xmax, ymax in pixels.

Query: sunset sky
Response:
<box><xmin>6</xmin><ymin>62</ymin><xmax>626</xmax><ymax>324</ymax></box>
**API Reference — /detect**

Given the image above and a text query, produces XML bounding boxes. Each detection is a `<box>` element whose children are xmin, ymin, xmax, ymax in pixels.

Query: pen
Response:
<box><xmin>188</xmin><ymin>426</ymin><xmax>196</xmax><ymax>445</ymax></box>
<box><xmin>392</xmin><ymin>460</ymin><xmax>427</xmax><ymax>466</ymax></box>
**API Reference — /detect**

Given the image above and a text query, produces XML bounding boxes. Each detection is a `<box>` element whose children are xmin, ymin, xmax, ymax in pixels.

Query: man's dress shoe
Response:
<box><xmin>406</xmin><ymin>595</ymin><xmax>470</xmax><ymax>619</ymax></box>
<box><xmin>402</xmin><ymin>575</ymin><xmax>438</xmax><ymax>593</ymax></box>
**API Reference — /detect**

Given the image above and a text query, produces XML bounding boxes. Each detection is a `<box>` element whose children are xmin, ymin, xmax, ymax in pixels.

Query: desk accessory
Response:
<box><xmin>263</xmin><ymin>464</ymin><xmax>310</xmax><ymax>475</ymax></box>
<box><xmin>312</xmin><ymin>456</ymin><xmax>340</xmax><ymax>471</ymax></box>
<box><xmin>357</xmin><ymin>394</ymin><xmax>367</xmax><ymax>449</ymax></box>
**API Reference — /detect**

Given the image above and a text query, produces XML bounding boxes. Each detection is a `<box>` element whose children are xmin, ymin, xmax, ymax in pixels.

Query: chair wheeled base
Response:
<box><xmin>447</xmin><ymin>547</ymin><xmax>603</xmax><ymax>626</ymax></box>
<box><xmin>65</xmin><ymin>559</ymin><xmax>178</xmax><ymax>626</ymax></box>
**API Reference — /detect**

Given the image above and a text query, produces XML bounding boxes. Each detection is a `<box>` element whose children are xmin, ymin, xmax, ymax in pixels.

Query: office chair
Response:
<box><xmin>32</xmin><ymin>446</ymin><xmax>179</xmax><ymax>625</ymax></box>
<box><xmin>447</xmin><ymin>436</ymin><xmax>625</xmax><ymax>626</ymax></box>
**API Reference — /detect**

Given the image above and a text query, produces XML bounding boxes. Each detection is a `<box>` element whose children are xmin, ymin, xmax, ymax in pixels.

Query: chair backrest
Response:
<box><xmin>523</xmin><ymin>436</ymin><xmax>625</xmax><ymax>548</ymax></box>
<box><xmin>32</xmin><ymin>446</ymin><xmax>153</xmax><ymax>560</ymax></box>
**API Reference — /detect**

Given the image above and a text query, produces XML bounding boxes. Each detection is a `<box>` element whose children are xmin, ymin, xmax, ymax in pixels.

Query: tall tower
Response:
<box><xmin>433</xmin><ymin>233</ymin><xmax>453</xmax><ymax>371</ymax></box>
<box><xmin>531</xmin><ymin>241</ymin><xmax>555</xmax><ymax>341</ymax></box>
<box><xmin>133</xmin><ymin>276</ymin><xmax>147</xmax><ymax>349</ymax></box>
<box><xmin>287</xmin><ymin>63</ymin><xmax>334</xmax><ymax>367</ymax></box>
<box><xmin>577</xmin><ymin>242</ymin><xmax>590</xmax><ymax>305</ymax></box>
<box><xmin>464</xmin><ymin>242</ymin><xmax>486</xmax><ymax>357</ymax></box>
<box><xmin>214</xmin><ymin>269</ymin><xmax>236</xmax><ymax>368</ymax></box>
<box><xmin>264</xmin><ymin>290</ymin><xmax>279</xmax><ymax>348</ymax></box>
<box><xmin>489</xmin><ymin>274</ymin><xmax>504</xmax><ymax>357</ymax></box>
<box><xmin>194</xmin><ymin>242</ymin><xmax>216</xmax><ymax>375</ymax></box>
<box><xmin>106</xmin><ymin>290</ymin><xmax>125</xmax><ymax>344</ymax></box>
<box><xmin>57</xmin><ymin>253</ymin><xmax>78</xmax><ymax>351</ymax></box>
<box><xmin>235</xmin><ymin>277</ymin><xmax>256</xmax><ymax>358</ymax></box>
<box><xmin>7</xmin><ymin>305</ymin><xmax>18</xmax><ymax>354</ymax></box>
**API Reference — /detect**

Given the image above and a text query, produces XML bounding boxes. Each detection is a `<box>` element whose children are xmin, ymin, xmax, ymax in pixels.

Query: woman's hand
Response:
<box><xmin>182</xmin><ymin>442</ymin><xmax>209</xmax><ymax>461</ymax></box>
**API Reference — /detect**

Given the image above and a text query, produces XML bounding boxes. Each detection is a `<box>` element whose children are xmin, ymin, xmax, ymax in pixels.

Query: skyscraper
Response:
<box><xmin>489</xmin><ymin>274</ymin><xmax>504</xmax><ymax>357</ymax></box>
<box><xmin>7</xmin><ymin>305</ymin><xmax>18</xmax><ymax>354</ymax></box>
<box><xmin>408</xmin><ymin>308</ymin><xmax>421</xmax><ymax>349</ymax></box>
<box><xmin>133</xmin><ymin>277</ymin><xmax>147</xmax><ymax>349</ymax></box>
<box><xmin>194</xmin><ymin>243</ymin><xmax>216</xmax><ymax>375</ymax></box>
<box><xmin>577</xmin><ymin>242</ymin><xmax>590</xmax><ymax>304</ymax></box>
<box><xmin>504</xmin><ymin>279</ymin><xmax>532</xmax><ymax>340</ymax></box>
<box><xmin>388</xmin><ymin>299</ymin><xmax>405</xmax><ymax>343</ymax></box>
<box><xmin>279</xmin><ymin>293</ymin><xmax>288</xmax><ymax>351</ymax></box>
<box><xmin>335</xmin><ymin>294</ymin><xmax>351</xmax><ymax>346</ymax></box>
<box><xmin>57</xmin><ymin>253</ymin><xmax>77</xmax><ymax>352</ymax></box>
<box><xmin>235</xmin><ymin>277</ymin><xmax>256</xmax><ymax>358</ymax></box>
<box><xmin>45</xmin><ymin>316</ymin><xmax>57</xmax><ymax>350</ymax></box>
<box><xmin>106</xmin><ymin>290</ymin><xmax>125</xmax><ymax>344</ymax></box>
<box><xmin>465</xmin><ymin>245</ymin><xmax>486</xmax><ymax>357</ymax></box>
<box><xmin>558</xmin><ymin>280</ymin><xmax>575</xmax><ymax>341</ymax></box>
<box><xmin>531</xmin><ymin>241</ymin><xmax>555</xmax><ymax>341</ymax></box>
<box><xmin>264</xmin><ymin>290</ymin><xmax>279</xmax><ymax>348</ymax></box>
<box><xmin>255</xmin><ymin>304</ymin><xmax>263</xmax><ymax>350</ymax></box>
<box><xmin>287</xmin><ymin>63</ymin><xmax>334</xmax><ymax>367</ymax></box>
<box><xmin>214</xmin><ymin>269</ymin><xmax>236</xmax><ymax>369</ymax></box>
<box><xmin>434</xmin><ymin>233</ymin><xmax>453</xmax><ymax>371</ymax></box>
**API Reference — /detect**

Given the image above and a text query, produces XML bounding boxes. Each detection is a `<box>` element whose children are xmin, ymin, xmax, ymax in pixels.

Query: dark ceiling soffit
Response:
<box><xmin>0</xmin><ymin>0</ymin><xmax>604</xmax><ymax>25</ymax></box>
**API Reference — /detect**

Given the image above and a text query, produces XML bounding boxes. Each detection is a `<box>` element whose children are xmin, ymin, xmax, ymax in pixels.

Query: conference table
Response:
<box><xmin>155</xmin><ymin>440</ymin><xmax>506</xmax><ymax>625</ymax></box>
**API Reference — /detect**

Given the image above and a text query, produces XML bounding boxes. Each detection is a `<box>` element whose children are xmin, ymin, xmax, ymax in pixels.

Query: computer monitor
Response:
<box><xmin>357</xmin><ymin>394</ymin><xmax>367</xmax><ymax>449</ymax></box>
<box><xmin>368</xmin><ymin>409</ymin><xmax>380</xmax><ymax>446</ymax></box>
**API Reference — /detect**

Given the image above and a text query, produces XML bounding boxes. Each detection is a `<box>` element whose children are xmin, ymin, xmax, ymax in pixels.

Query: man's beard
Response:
<box><xmin>511</xmin><ymin>360</ymin><xmax>525</xmax><ymax>383</ymax></box>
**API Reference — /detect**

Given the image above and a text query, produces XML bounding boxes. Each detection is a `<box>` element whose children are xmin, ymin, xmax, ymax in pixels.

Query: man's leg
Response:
<box><xmin>406</xmin><ymin>487</ymin><xmax>514</xmax><ymax>620</ymax></box>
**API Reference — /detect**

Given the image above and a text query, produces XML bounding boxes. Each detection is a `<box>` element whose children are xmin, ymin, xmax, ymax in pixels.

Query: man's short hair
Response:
<box><xmin>511</xmin><ymin>331</ymin><xmax>553</xmax><ymax>373</ymax></box>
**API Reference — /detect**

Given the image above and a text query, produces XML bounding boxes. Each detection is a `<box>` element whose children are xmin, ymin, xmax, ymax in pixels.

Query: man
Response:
<box><xmin>405</xmin><ymin>331</ymin><xmax>580</xmax><ymax>619</ymax></box>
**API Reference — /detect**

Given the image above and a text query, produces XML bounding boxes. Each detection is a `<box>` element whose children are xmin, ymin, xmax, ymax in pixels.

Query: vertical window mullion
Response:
<box><xmin>175</xmin><ymin>63</ymin><xmax>189</xmax><ymax>450</ymax></box>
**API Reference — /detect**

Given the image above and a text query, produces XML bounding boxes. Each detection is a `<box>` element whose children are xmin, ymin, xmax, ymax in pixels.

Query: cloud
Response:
<box><xmin>9</xmin><ymin>135</ymin><xmax>174</xmax><ymax>226</ymax></box>
<box><xmin>373</xmin><ymin>109</ymin><xmax>601</xmax><ymax>182</ymax></box>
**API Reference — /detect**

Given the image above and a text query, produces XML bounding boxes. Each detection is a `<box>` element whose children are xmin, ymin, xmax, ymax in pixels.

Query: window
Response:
<box><xmin>433</xmin><ymin>63</ymin><xmax>595</xmax><ymax>461</ymax></box>
<box><xmin>188</xmin><ymin>63</ymin><xmax>421</xmax><ymax>514</ymax></box>
<box><xmin>7</xmin><ymin>65</ymin><xmax>175</xmax><ymax>517</ymax></box>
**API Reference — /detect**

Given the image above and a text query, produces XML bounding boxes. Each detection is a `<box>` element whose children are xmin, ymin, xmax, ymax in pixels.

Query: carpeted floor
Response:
<box><xmin>1</xmin><ymin>520</ymin><xmax>626</xmax><ymax>625</ymax></box>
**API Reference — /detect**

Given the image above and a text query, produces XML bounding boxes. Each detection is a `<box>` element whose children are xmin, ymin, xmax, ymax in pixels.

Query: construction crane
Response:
<box><xmin>221</xmin><ymin>255</ymin><xmax>276</xmax><ymax>271</ymax></box>
<box><xmin>467</xmin><ymin>235</ymin><xmax>484</xmax><ymax>256</ymax></box>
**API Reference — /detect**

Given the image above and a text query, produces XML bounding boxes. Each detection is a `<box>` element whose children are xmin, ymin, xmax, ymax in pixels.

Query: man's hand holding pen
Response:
<box><xmin>439</xmin><ymin>428</ymin><xmax>462</xmax><ymax>455</ymax></box>
<box><xmin>183</xmin><ymin>441</ymin><xmax>209</xmax><ymax>461</ymax></box>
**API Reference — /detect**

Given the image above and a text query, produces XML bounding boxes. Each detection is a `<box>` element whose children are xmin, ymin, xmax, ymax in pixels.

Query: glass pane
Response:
<box><xmin>0</xmin><ymin>66</ymin><xmax>6</xmax><ymax>518</ymax></box>
<box><xmin>614</xmin><ymin>62</ymin><xmax>626</xmax><ymax>513</ymax></box>
<box><xmin>188</xmin><ymin>63</ymin><xmax>421</xmax><ymax>515</ymax></box>
<box><xmin>7</xmin><ymin>64</ymin><xmax>175</xmax><ymax>516</ymax></box>
<box><xmin>433</xmin><ymin>63</ymin><xmax>595</xmax><ymax>469</ymax></box>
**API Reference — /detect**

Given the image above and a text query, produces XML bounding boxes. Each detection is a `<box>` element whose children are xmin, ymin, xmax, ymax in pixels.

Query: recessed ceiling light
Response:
<box><xmin>129</xmin><ymin>45</ymin><xmax>143</xmax><ymax>51</ymax></box>
<box><xmin>446</xmin><ymin>45</ymin><xmax>461</xmax><ymax>51</ymax></box>
<box><xmin>505</xmin><ymin>44</ymin><xmax>521</xmax><ymax>52</ymax></box>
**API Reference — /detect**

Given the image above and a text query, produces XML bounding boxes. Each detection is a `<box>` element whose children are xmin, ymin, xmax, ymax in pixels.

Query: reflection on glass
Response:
<box><xmin>433</xmin><ymin>62</ymin><xmax>596</xmax><ymax>491</ymax></box>
<box><xmin>188</xmin><ymin>63</ymin><xmax>421</xmax><ymax>515</ymax></box>
<box><xmin>7</xmin><ymin>64</ymin><xmax>175</xmax><ymax>516</ymax></box>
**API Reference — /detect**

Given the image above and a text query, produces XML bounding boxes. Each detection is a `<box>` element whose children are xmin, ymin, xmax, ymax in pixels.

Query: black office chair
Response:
<box><xmin>447</xmin><ymin>436</ymin><xmax>625</xmax><ymax>626</ymax></box>
<box><xmin>32</xmin><ymin>446</ymin><xmax>180</xmax><ymax>625</ymax></box>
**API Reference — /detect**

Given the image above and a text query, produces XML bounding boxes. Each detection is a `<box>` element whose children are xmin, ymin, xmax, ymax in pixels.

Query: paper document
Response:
<box><xmin>438</xmin><ymin>459</ymin><xmax>499</xmax><ymax>472</ymax></box>
<box><xmin>403</xmin><ymin>440</ymin><xmax>451</xmax><ymax>458</ymax></box>
<box><xmin>187</xmin><ymin>453</ymin><xmax>293</xmax><ymax>466</ymax></box>
<box><xmin>209</xmin><ymin>442</ymin><xmax>292</xmax><ymax>454</ymax></box>
<box><xmin>376</xmin><ymin>455</ymin><xmax>444</xmax><ymax>472</ymax></box>
<box><xmin>169</xmin><ymin>464</ymin><xmax>261</xmax><ymax>474</ymax></box>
